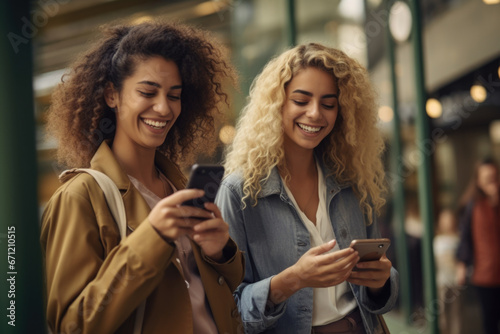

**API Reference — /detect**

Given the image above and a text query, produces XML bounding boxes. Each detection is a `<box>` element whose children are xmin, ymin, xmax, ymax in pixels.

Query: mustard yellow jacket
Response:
<box><xmin>41</xmin><ymin>142</ymin><xmax>244</xmax><ymax>334</ymax></box>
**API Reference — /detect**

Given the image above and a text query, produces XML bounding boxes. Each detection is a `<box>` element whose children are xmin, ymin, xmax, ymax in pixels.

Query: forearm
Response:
<box><xmin>268</xmin><ymin>265</ymin><xmax>302</xmax><ymax>305</ymax></box>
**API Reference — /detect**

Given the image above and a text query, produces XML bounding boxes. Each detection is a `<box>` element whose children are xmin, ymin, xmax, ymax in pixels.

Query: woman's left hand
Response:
<box><xmin>191</xmin><ymin>202</ymin><xmax>230</xmax><ymax>262</ymax></box>
<box><xmin>346</xmin><ymin>254</ymin><xmax>392</xmax><ymax>293</ymax></box>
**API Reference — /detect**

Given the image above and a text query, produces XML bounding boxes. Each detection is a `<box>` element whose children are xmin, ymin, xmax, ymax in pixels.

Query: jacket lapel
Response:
<box><xmin>89</xmin><ymin>141</ymin><xmax>187</xmax><ymax>233</ymax></box>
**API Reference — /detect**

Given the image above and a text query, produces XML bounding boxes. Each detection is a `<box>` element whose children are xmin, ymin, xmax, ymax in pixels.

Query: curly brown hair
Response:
<box><xmin>47</xmin><ymin>20</ymin><xmax>235</xmax><ymax>168</ymax></box>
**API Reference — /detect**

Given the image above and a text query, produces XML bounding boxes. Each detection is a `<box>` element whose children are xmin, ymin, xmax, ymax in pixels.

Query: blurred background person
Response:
<box><xmin>433</xmin><ymin>208</ymin><xmax>462</xmax><ymax>334</ymax></box>
<box><xmin>456</xmin><ymin>158</ymin><xmax>500</xmax><ymax>334</ymax></box>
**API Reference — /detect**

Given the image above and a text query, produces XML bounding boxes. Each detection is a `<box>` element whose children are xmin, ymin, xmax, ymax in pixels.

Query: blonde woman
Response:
<box><xmin>216</xmin><ymin>43</ymin><xmax>398</xmax><ymax>334</ymax></box>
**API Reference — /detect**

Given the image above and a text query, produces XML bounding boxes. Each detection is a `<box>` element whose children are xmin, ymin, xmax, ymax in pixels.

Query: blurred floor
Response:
<box><xmin>384</xmin><ymin>284</ymin><xmax>484</xmax><ymax>334</ymax></box>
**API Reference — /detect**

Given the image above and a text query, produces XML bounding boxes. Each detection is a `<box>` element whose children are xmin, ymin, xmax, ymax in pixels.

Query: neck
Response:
<box><xmin>111</xmin><ymin>138</ymin><xmax>157</xmax><ymax>185</ymax></box>
<box><xmin>283</xmin><ymin>145</ymin><xmax>316</xmax><ymax>179</ymax></box>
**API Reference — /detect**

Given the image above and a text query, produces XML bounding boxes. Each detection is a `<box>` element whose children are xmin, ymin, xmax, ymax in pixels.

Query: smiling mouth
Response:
<box><xmin>297</xmin><ymin>123</ymin><xmax>321</xmax><ymax>133</ymax></box>
<box><xmin>142</xmin><ymin>118</ymin><xmax>167</xmax><ymax>129</ymax></box>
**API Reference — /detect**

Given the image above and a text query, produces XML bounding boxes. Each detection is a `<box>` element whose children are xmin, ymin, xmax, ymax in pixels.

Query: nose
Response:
<box><xmin>152</xmin><ymin>95</ymin><xmax>171</xmax><ymax>116</ymax></box>
<box><xmin>305</xmin><ymin>101</ymin><xmax>321</xmax><ymax>119</ymax></box>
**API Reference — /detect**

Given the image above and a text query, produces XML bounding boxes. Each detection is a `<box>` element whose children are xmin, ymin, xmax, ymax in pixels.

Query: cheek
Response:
<box><xmin>282</xmin><ymin>105</ymin><xmax>300</xmax><ymax>122</ymax></box>
<box><xmin>326</xmin><ymin>112</ymin><xmax>338</xmax><ymax>127</ymax></box>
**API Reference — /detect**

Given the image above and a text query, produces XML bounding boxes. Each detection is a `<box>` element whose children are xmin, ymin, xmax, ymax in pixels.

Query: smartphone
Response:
<box><xmin>181</xmin><ymin>164</ymin><xmax>225</xmax><ymax>209</ymax></box>
<box><xmin>350</xmin><ymin>238</ymin><xmax>391</xmax><ymax>262</ymax></box>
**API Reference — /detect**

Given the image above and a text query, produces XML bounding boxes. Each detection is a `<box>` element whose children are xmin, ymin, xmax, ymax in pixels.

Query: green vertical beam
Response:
<box><xmin>287</xmin><ymin>0</ymin><xmax>297</xmax><ymax>46</ymax></box>
<box><xmin>384</xmin><ymin>0</ymin><xmax>412</xmax><ymax>322</ymax></box>
<box><xmin>0</xmin><ymin>1</ymin><xmax>47</xmax><ymax>333</ymax></box>
<box><xmin>409</xmin><ymin>1</ymin><xmax>438</xmax><ymax>333</ymax></box>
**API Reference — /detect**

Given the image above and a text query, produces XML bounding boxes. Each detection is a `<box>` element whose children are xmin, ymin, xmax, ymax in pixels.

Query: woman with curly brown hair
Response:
<box><xmin>41</xmin><ymin>21</ymin><xmax>244</xmax><ymax>334</ymax></box>
<box><xmin>216</xmin><ymin>43</ymin><xmax>398</xmax><ymax>333</ymax></box>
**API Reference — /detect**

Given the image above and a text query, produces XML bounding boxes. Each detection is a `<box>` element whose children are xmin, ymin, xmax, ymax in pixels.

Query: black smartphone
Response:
<box><xmin>349</xmin><ymin>238</ymin><xmax>391</xmax><ymax>262</ymax></box>
<box><xmin>181</xmin><ymin>164</ymin><xmax>225</xmax><ymax>208</ymax></box>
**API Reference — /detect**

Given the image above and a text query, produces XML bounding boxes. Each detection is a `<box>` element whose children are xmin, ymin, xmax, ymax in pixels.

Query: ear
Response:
<box><xmin>104</xmin><ymin>82</ymin><xmax>118</xmax><ymax>108</ymax></box>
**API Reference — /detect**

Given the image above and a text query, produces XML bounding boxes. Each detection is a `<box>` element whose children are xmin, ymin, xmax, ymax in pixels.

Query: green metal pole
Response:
<box><xmin>287</xmin><ymin>0</ymin><xmax>297</xmax><ymax>46</ymax></box>
<box><xmin>409</xmin><ymin>0</ymin><xmax>438</xmax><ymax>333</ymax></box>
<box><xmin>0</xmin><ymin>0</ymin><xmax>47</xmax><ymax>333</ymax></box>
<box><xmin>384</xmin><ymin>0</ymin><xmax>412</xmax><ymax>322</ymax></box>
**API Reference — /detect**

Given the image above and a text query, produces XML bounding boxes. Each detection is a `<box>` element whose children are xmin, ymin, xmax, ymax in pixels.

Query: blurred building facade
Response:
<box><xmin>33</xmin><ymin>0</ymin><xmax>500</xmax><ymax>333</ymax></box>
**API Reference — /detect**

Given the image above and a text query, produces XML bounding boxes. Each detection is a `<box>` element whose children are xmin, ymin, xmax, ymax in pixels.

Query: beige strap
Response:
<box><xmin>59</xmin><ymin>168</ymin><xmax>146</xmax><ymax>334</ymax></box>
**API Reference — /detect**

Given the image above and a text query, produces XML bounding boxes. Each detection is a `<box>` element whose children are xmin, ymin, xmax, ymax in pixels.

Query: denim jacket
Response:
<box><xmin>216</xmin><ymin>162</ymin><xmax>399</xmax><ymax>334</ymax></box>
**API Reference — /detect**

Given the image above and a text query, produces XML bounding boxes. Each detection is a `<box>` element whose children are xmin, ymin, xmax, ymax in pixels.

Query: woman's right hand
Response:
<box><xmin>148</xmin><ymin>189</ymin><xmax>214</xmax><ymax>243</ymax></box>
<box><xmin>292</xmin><ymin>240</ymin><xmax>359</xmax><ymax>289</ymax></box>
<box><xmin>269</xmin><ymin>240</ymin><xmax>359</xmax><ymax>304</ymax></box>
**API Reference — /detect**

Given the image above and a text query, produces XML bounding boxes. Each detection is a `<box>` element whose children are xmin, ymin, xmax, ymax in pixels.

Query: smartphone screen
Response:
<box><xmin>181</xmin><ymin>164</ymin><xmax>225</xmax><ymax>208</ymax></box>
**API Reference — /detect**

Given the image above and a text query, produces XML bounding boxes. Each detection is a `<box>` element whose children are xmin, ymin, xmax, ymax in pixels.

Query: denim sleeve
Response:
<box><xmin>216</xmin><ymin>181</ymin><xmax>287</xmax><ymax>333</ymax></box>
<box><xmin>358</xmin><ymin>267</ymin><xmax>399</xmax><ymax>313</ymax></box>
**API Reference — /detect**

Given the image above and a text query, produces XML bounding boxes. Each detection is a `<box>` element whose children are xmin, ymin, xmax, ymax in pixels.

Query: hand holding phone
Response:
<box><xmin>181</xmin><ymin>164</ymin><xmax>224</xmax><ymax>209</ymax></box>
<box><xmin>349</xmin><ymin>238</ymin><xmax>390</xmax><ymax>262</ymax></box>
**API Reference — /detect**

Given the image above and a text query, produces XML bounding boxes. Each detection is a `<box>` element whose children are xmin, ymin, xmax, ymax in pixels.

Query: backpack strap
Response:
<box><xmin>60</xmin><ymin>168</ymin><xmax>127</xmax><ymax>238</ymax></box>
<box><xmin>59</xmin><ymin>168</ymin><xmax>146</xmax><ymax>334</ymax></box>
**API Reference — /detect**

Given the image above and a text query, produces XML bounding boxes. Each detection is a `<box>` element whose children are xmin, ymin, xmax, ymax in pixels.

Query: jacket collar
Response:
<box><xmin>257</xmin><ymin>157</ymin><xmax>350</xmax><ymax>199</ymax></box>
<box><xmin>90</xmin><ymin>141</ymin><xmax>187</xmax><ymax>231</ymax></box>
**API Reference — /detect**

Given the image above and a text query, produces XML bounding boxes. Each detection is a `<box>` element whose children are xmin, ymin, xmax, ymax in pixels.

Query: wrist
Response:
<box><xmin>206</xmin><ymin>250</ymin><xmax>225</xmax><ymax>263</ymax></box>
<box><xmin>269</xmin><ymin>266</ymin><xmax>302</xmax><ymax>304</ymax></box>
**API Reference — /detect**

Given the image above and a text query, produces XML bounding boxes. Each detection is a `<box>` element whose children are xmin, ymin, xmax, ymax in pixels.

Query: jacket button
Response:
<box><xmin>218</xmin><ymin>276</ymin><xmax>225</xmax><ymax>286</ymax></box>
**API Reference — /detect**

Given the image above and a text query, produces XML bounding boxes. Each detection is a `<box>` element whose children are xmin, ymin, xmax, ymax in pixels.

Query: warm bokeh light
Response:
<box><xmin>426</xmin><ymin>98</ymin><xmax>442</xmax><ymax>118</ymax></box>
<box><xmin>131</xmin><ymin>15</ymin><xmax>153</xmax><ymax>25</ymax></box>
<box><xmin>483</xmin><ymin>0</ymin><xmax>500</xmax><ymax>4</ymax></box>
<box><xmin>378</xmin><ymin>106</ymin><xmax>394</xmax><ymax>123</ymax></box>
<box><xmin>498</xmin><ymin>65</ymin><xmax>500</xmax><ymax>79</ymax></box>
<box><xmin>490</xmin><ymin>120</ymin><xmax>500</xmax><ymax>144</ymax></box>
<box><xmin>219</xmin><ymin>125</ymin><xmax>236</xmax><ymax>145</ymax></box>
<box><xmin>194</xmin><ymin>1</ymin><xmax>222</xmax><ymax>17</ymax></box>
<box><xmin>470</xmin><ymin>84</ymin><xmax>487</xmax><ymax>103</ymax></box>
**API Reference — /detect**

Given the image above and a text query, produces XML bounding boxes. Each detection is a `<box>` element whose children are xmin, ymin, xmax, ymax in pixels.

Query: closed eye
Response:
<box><xmin>292</xmin><ymin>100</ymin><xmax>308</xmax><ymax>106</ymax></box>
<box><xmin>168</xmin><ymin>95</ymin><xmax>181</xmax><ymax>101</ymax></box>
<box><xmin>138</xmin><ymin>91</ymin><xmax>155</xmax><ymax>97</ymax></box>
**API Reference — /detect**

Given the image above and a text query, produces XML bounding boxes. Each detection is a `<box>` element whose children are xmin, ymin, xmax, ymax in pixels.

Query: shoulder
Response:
<box><xmin>217</xmin><ymin>173</ymin><xmax>247</xmax><ymax>210</ymax></box>
<box><xmin>41</xmin><ymin>170</ymin><xmax>119</xmax><ymax>243</ymax></box>
<box><xmin>43</xmin><ymin>171</ymin><xmax>110</xmax><ymax>217</ymax></box>
<box><xmin>220</xmin><ymin>172</ymin><xmax>245</xmax><ymax>193</ymax></box>
<box><xmin>54</xmin><ymin>172</ymin><xmax>104</xmax><ymax>200</ymax></box>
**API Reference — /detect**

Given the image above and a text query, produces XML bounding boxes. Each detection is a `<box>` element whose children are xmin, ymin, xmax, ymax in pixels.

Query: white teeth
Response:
<box><xmin>143</xmin><ymin>119</ymin><xmax>167</xmax><ymax>128</ymax></box>
<box><xmin>298</xmin><ymin>123</ymin><xmax>321</xmax><ymax>133</ymax></box>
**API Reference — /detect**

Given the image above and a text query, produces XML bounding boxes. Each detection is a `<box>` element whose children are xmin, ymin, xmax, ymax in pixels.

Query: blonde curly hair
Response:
<box><xmin>224</xmin><ymin>43</ymin><xmax>386</xmax><ymax>223</ymax></box>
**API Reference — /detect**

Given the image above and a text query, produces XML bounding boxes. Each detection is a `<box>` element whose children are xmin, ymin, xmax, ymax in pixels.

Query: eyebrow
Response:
<box><xmin>137</xmin><ymin>81</ymin><xmax>182</xmax><ymax>90</ymax></box>
<box><xmin>292</xmin><ymin>89</ymin><xmax>338</xmax><ymax>99</ymax></box>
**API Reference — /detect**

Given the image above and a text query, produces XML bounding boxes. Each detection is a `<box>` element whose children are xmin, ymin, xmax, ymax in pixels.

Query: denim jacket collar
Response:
<box><xmin>257</xmin><ymin>158</ymin><xmax>351</xmax><ymax>200</ymax></box>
